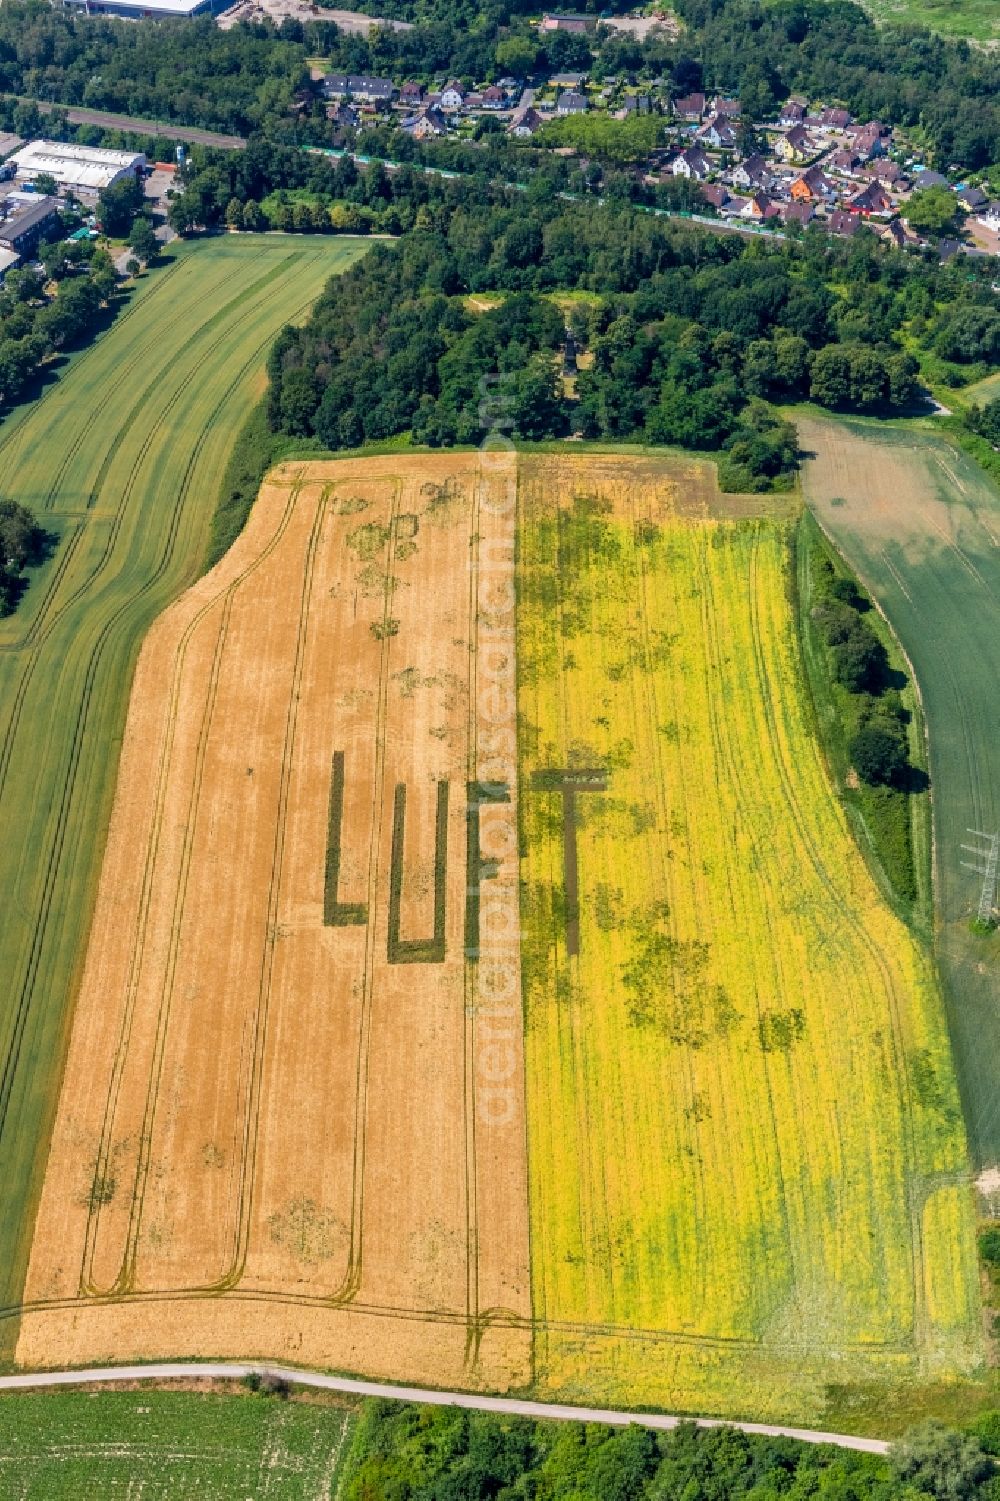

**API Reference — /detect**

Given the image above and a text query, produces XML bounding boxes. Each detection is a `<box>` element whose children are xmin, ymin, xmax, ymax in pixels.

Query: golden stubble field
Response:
<box><xmin>17</xmin><ymin>452</ymin><xmax>531</xmax><ymax>1389</ymax></box>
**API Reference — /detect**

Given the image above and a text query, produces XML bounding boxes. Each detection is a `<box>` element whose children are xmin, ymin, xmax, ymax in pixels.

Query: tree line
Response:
<box><xmin>0</xmin><ymin>243</ymin><xmax>117</xmax><ymax>418</ymax></box>
<box><xmin>262</xmin><ymin>167</ymin><xmax>1000</xmax><ymax>484</ymax></box>
<box><xmin>339</xmin><ymin>1398</ymin><xmax>1000</xmax><ymax>1501</ymax></box>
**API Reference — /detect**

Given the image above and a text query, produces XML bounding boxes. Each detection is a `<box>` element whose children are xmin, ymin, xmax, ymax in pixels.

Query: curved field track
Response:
<box><xmin>0</xmin><ymin>235</ymin><xmax>368</xmax><ymax>1359</ymax></box>
<box><xmin>799</xmin><ymin>415</ymin><xmax>1000</xmax><ymax>1170</ymax></box>
<box><xmin>16</xmin><ymin>453</ymin><xmax>533</xmax><ymax>1393</ymax></box>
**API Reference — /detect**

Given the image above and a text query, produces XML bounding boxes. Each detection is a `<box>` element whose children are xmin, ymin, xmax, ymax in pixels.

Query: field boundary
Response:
<box><xmin>0</xmin><ymin>1362</ymin><xmax>892</xmax><ymax>1454</ymax></box>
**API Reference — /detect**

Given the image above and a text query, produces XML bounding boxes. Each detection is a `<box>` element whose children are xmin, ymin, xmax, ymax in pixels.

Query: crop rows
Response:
<box><xmin>515</xmin><ymin>460</ymin><xmax>980</xmax><ymax>1419</ymax></box>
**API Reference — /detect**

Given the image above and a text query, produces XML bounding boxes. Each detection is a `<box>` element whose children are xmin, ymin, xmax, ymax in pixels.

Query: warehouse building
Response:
<box><xmin>62</xmin><ymin>0</ymin><xmax>223</xmax><ymax>15</ymax></box>
<box><xmin>9</xmin><ymin>141</ymin><xmax>146</xmax><ymax>194</ymax></box>
<box><xmin>0</xmin><ymin>195</ymin><xmax>60</xmax><ymax>259</ymax></box>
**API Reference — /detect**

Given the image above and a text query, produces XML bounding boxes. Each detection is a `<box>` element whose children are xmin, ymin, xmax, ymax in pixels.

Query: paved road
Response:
<box><xmin>0</xmin><ymin>1363</ymin><xmax>890</xmax><ymax>1455</ymax></box>
<box><xmin>15</xmin><ymin>97</ymin><xmax>245</xmax><ymax>151</ymax></box>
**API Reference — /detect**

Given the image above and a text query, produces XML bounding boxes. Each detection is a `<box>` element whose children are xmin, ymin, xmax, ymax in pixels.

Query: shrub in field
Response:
<box><xmin>849</xmin><ymin>722</ymin><xmax>910</xmax><ymax>787</ymax></box>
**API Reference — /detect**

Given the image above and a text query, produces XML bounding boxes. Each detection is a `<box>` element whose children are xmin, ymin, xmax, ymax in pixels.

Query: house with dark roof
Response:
<box><xmin>778</xmin><ymin>98</ymin><xmax>806</xmax><ymax>126</ymax></box>
<box><xmin>402</xmin><ymin>105</ymin><xmax>448</xmax><ymax>138</ymax></box>
<box><xmin>556</xmin><ymin>90</ymin><xmax>589</xmax><ymax>115</ymax></box>
<box><xmin>508</xmin><ymin>105</ymin><xmax>543</xmax><ymax>136</ymax></box>
<box><xmin>731</xmin><ymin>153</ymin><xmax>772</xmax><ymax>189</ymax></box>
<box><xmin>820</xmin><ymin>106</ymin><xmax>851</xmax><ymax>128</ymax></box>
<box><xmin>699</xmin><ymin>182</ymin><xmax>730</xmax><ymax>210</ymax></box>
<box><xmin>672</xmin><ymin>92</ymin><xmax>705</xmax><ymax>122</ymax></box>
<box><xmin>775</xmin><ymin>124</ymin><xmax>814</xmax><ymax>163</ymax></box>
<box><xmin>698</xmin><ymin>116</ymin><xmax>737</xmax><ymax>149</ymax></box>
<box><xmin>440</xmin><ymin>80</ymin><xmax>467</xmax><ymax>111</ymax></box>
<box><xmin>828</xmin><ymin>209</ymin><xmax>861</xmax><ymax>236</ymax></box>
<box><xmin>849</xmin><ymin>182</ymin><xmax>893</xmax><ymax>215</ymax></box>
<box><xmin>671</xmin><ymin>146</ymin><xmax>711</xmax><ymax>180</ymax></box>
<box><xmin>321</xmin><ymin>74</ymin><xmax>394</xmax><ymax>105</ymax></box>
<box><xmin>0</xmin><ymin>194</ymin><xmax>58</xmax><ymax>256</ymax></box>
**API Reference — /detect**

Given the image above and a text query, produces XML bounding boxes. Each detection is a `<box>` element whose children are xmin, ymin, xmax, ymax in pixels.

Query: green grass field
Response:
<box><xmin>817</xmin><ymin>0</ymin><xmax>1000</xmax><ymax>42</ymax></box>
<box><xmin>800</xmin><ymin>413</ymin><xmax>1000</xmax><ymax>1170</ymax></box>
<box><xmin>0</xmin><ymin>234</ymin><xmax>368</xmax><ymax>1361</ymax></box>
<box><xmin>0</xmin><ymin>1390</ymin><xmax>356</xmax><ymax>1498</ymax></box>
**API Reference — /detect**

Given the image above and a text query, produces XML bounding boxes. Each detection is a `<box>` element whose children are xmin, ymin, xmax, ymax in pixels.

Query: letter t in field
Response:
<box><xmin>530</xmin><ymin>767</ymin><xmax>608</xmax><ymax>957</ymax></box>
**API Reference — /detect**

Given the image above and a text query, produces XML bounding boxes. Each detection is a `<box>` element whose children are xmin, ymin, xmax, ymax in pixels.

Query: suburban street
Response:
<box><xmin>0</xmin><ymin>1363</ymin><xmax>892</xmax><ymax>1457</ymax></box>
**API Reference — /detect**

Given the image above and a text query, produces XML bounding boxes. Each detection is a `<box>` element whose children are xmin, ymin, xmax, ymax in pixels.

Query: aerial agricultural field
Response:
<box><xmin>811</xmin><ymin>0</ymin><xmax>1000</xmax><ymax>41</ymax></box>
<box><xmin>12</xmin><ymin>445</ymin><xmax>982</xmax><ymax>1425</ymax></box>
<box><xmin>0</xmin><ymin>233</ymin><xmax>368</xmax><ymax>1362</ymax></box>
<box><xmin>799</xmin><ymin>415</ymin><xmax>1000</xmax><ymax>1174</ymax></box>
<box><xmin>0</xmin><ymin>1389</ymin><xmax>356</xmax><ymax>1499</ymax></box>
<box><xmin>16</xmin><ymin>452</ymin><xmax>533</xmax><ymax>1393</ymax></box>
<box><xmin>516</xmin><ymin>453</ymin><xmax>980</xmax><ymax>1420</ymax></box>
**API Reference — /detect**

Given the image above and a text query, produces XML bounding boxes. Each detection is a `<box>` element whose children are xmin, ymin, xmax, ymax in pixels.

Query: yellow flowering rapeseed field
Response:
<box><xmin>517</xmin><ymin>458</ymin><xmax>981</xmax><ymax>1420</ymax></box>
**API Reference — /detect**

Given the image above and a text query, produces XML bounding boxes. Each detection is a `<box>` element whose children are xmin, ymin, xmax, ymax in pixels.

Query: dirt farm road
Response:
<box><xmin>0</xmin><ymin>1363</ymin><xmax>890</xmax><ymax>1455</ymax></box>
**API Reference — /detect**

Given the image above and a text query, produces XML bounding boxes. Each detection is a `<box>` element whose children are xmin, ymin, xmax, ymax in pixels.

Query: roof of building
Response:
<box><xmin>10</xmin><ymin>139</ymin><xmax>144</xmax><ymax>190</ymax></box>
<box><xmin>0</xmin><ymin>194</ymin><xmax>59</xmax><ymax>245</ymax></box>
<box><xmin>64</xmin><ymin>0</ymin><xmax>210</xmax><ymax>12</ymax></box>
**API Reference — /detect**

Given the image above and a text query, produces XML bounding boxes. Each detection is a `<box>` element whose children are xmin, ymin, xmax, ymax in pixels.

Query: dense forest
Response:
<box><xmin>2</xmin><ymin>0</ymin><xmax>1000</xmax><ymax>167</ymax></box>
<box><xmin>263</xmin><ymin>167</ymin><xmax>1000</xmax><ymax>484</ymax></box>
<box><xmin>339</xmin><ymin>1400</ymin><xmax>1000</xmax><ymax>1500</ymax></box>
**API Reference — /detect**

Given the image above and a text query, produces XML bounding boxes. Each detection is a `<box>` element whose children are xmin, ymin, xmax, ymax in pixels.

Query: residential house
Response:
<box><xmin>731</xmin><ymin>153</ymin><xmax>772</xmax><ymax>189</ymax></box>
<box><xmin>671</xmin><ymin>146</ymin><xmax>711</xmax><ymax>180</ymax></box>
<box><xmin>698</xmin><ymin>115</ymin><xmax>737</xmax><ymax>150</ymax></box>
<box><xmin>775</xmin><ymin>124</ymin><xmax>813</xmax><ymax>163</ymax></box>
<box><xmin>865</xmin><ymin>159</ymin><xmax>907</xmax><ymax>189</ymax></box>
<box><xmin>402</xmin><ymin>105</ymin><xmax>448</xmax><ymax>138</ymax></box>
<box><xmin>880</xmin><ymin>218</ymin><xmax>919</xmax><ymax>250</ymax></box>
<box><xmin>828</xmin><ymin>209</ymin><xmax>861</xmax><ymax>237</ymax></box>
<box><xmin>912</xmin><ymin>167</ymin><xmax>948</xmax><ymax>190</ymax></box>
<box><xmin>820</xmin><ymin>106</ymin><xmax>851</xmax><ymax>129</ymax></box>
<box><xmin>508</xmin><ymin>105</ymin><xmax>543</xmax><ymax>136</ymax></box>
<box><xmin>849</xmin><ymin>181</ymin><xmax>893</xmax><ymax>215</ymax></box>
<box><xmin>699</xmin><ymin>182</ymin><xmax>730</xmax><ymax>210</ymax></box>
<box><xmin>778</xmin><ymin>98</ymin><xmax>806</xmax><ymax>126</ymax></box>
<box><xmin>540</xmin><ymin>11</ymin><xmax>596</xmax><ymax>31</ymax></box>
<box><xmin>556</xmin><ymin>90</ymin><xmax>589</xmax><ymax>115</ymax></box>
<box><xmin>740</xmin><ymin>192</ymin><xmax>772</xmax><ymax>219</ymax></box>
<box><xmin>780</xmin><ymin>200</ymin><xmax>814</xmax><ymax>227</ymax></box>
<box><xmin>671</xmin><ymin>92</ymin><xmax>705</xmax><ymax>122</ymax></box>
<box><xmin>711</xmin><ymin>96</ymin><xmax>741</xmax><ymax>117</ymax></box>
<box><xmin>321</xmin><ymin>74</ymin><xmax>395</xmax><ymax>106</ymax></box>
<box><xmin>551</xmin><ymin>72</ymin><xmax>587</xmax><ymax>89</ymax></box>
<box><xmin>481</xmin><ymin>85</ymin><xmax>509</xmax><ymax>110</ymax></box>
<box><xmin>958</xmin><ymin>185</ymin><xmax>988</xmax><ymax>211</ymax></box>
<box><xmin>829</xmin><ymin>148</ymin><xmax>861</xmax><ymax>174</ymax></box>
<box><xmin>849</xmin><ymin>121</ymin><xmax>886</xmax><ymax>160</ymax></box>
<box><xmin>621</xmin><ymin>93</ymin><xmax>651</xmax><ymax>116</ymax></box>
<box><xmin>790</xmin><ymin>165</ymin><xmax>834</xmax><ymax>202</ymax></box>
<box><xmin>399</xmin><ymin>81</ymin><xmax>424</xmax><ymax>108</ymax></box>
<box><xmin>440</xmin><ymin>80</ymin><xmax>467</xmax><ymax>111</ymax></box>
<box><xmin>326</xmin><ymin>101</ymin><xmax>360</xmax><ymax>130</ymax></box>
<box><xmin>720</xmin><ymin>193</ymin><xmax>749</xmax><ymax>216</ymax></box>
<box><xmin>977</xmin><ymin>202</ymin><xmax>1000</xmax><ymax>232</ymax></box>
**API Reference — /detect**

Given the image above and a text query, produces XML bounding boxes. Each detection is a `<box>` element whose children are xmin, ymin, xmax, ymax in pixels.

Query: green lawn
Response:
<box><xmin>799</xmin><ymin>413</ymin><xmax>1000</xmax><ymax>1169</ymax></box>
<box><xmin>815</xmin><ymin>0</ymin><xmax>1000</xmax><ymax>42</ymax></box>
<box><xmin>0</xmin><ymin>1390</ymin><xmax>356</xmax><ymax>1498</ymax></box>
<box><xmin>0</xmin><ymin>234</ymin><xmax>368</xmax><ymax>1362</ymax></box>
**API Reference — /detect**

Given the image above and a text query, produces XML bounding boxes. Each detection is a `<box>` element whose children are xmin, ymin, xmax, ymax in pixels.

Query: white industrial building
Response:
<box><xmin>62</xmin><ymin>0</ymin><xmax>219</xmax><ymax>14</ymax></box>
<box><xmin>9</xmin><ymin>141</ymin><xmax>147</xmax><ymax>194</ymax></box>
